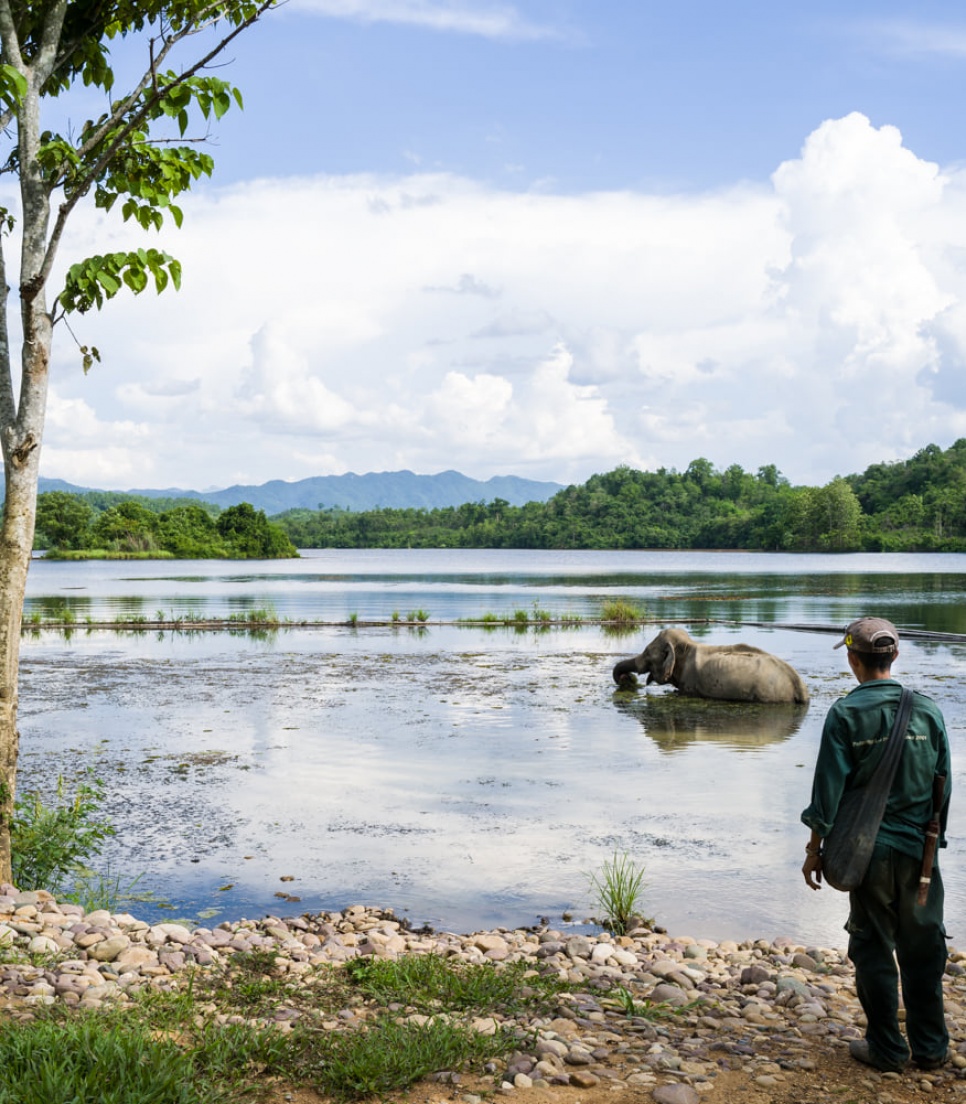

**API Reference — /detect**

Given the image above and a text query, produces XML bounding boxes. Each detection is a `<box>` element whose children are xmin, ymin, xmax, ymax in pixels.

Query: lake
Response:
<box><xmin>15</xmin><ymin>549</ymin><xmax>966</xmax><ymax>949</ymax></box>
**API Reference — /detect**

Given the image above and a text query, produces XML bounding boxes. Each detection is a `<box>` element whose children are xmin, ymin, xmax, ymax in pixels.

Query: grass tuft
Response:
<box><xmin>600</xmin><ymin>597</ymin><xmax>645</xmax><ymax>623</ymax></box>
<box><xmin>344</xmin><ymin>953</ymin><xmax>568</xmax><ymax>1015</ymax></box>
<box><xmin>304</xmin><ymin>1015</ymin><xmax>514</xmax><ymax>1100</ymax></box>
<box><xmin>587</xmin><ymin>850</ymin><xmax>650</xmax><ymax>935</ymax></box>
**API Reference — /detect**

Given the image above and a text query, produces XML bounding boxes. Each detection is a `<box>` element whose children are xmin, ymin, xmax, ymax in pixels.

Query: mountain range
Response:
<box><xmin>37</xmin><ymin>469</ymin><xmax>565</xmax><ymax>514</ymax></box>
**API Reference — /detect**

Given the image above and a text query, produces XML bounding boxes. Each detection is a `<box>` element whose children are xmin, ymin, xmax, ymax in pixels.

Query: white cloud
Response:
<box><xmin>235</xmin><ymin>325</ymin><xmax>363</xmax><ymax>434</ymax></box>
<box><xmin>42</xmin><ymin>392</ymin><xmax>152</xmax><ymax>486</ymax></box>
<box><xmin>34</xmin><ymin>112</ymin><xmax>966</xmax><ymax>491</ymax></box>
<box><xmin>290</xmin><ymin>0</ymin><xmax>563</xmax><ymax>40</ymax></box>
<box><xmin>859</xmin><ymin>18</ymin><xmax>966</xmax><ymax>59</ymax></box>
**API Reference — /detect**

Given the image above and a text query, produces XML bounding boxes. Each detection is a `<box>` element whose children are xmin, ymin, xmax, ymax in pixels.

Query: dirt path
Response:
<box><xmin>259</xmin><ymin>1030</ymin><xmax>965</xmax><ymax>1104</ymax></box>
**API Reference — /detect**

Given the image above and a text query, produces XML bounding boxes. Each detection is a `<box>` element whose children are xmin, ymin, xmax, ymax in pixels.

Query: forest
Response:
<box><xmin>271</xmin><ymin>440</ymin><xmax>966</xmax><ymax>553</ymax></box>
<box><xmin>34</xmin><ymin>496</ymin><xmax>297</xmax><ymax>559</ymax></box>
<box><xmin>31</xmin><ymin>440</ymin><xmax>966</xmax><ymax>555</ymax></box>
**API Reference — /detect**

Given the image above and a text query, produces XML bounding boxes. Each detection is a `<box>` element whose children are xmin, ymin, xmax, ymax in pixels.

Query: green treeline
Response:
<box><xmin>272</xmin><ymin>441</ymin><xmax>966</xmax><ymax>553</ymax></box>
<box><xmin>32</xmin><ymin>440</ymin><xmax>966</xmax><ymax>555</ymax></box>
<box><xmin>35</xmin><ymin>495</ymin><xmax>297</xmax><ymax>559</ymax></box>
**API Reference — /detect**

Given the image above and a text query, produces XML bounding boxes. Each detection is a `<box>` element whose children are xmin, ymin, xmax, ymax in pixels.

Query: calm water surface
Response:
<box><xmin>16</xmin><ymin>550</ymin><xmax>966</xmax><ymax>948</ymax></box>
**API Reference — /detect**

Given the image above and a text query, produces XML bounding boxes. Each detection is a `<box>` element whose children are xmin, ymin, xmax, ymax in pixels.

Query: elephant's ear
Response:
<box><xmin>659</xmin><ymin>641</ymin><xmax>675</xmax><ymax>683</ymax></box>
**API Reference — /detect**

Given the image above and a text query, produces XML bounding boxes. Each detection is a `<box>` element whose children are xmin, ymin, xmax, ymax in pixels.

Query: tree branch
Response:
<box><xmin>0</xmin><ymin>0</ymin><xmax>24</xmax><ymax>73</ymax></box>
<box><xmin>35</xmin><ymin>0</ymin><xmax>277</xmax><ymax>298</ymax></box>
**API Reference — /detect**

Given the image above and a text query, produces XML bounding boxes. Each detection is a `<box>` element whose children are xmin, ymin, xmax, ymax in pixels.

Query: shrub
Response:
<box><xmin>11</xmin><ymin>774</ymin><xmax>114</xmax><ymax>896</ymax></box>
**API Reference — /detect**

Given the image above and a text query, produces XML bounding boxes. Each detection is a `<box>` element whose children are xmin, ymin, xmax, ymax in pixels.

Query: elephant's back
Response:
<box><xmin>691</xmin><ymin>648</ymin><xmax>809</xmax><ymax>703</ymax></box>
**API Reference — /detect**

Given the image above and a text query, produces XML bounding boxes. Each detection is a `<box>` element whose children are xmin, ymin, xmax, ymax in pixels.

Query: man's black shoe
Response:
<box><xmin>914</xmin><ymin>1053</ymin><xmax>949</xmax><ymax>1071</ymax></box>
<box><xmin>849</xmin><ymin>1039</ymin><xmax>906</xmax><ymax>1073</ymax></box>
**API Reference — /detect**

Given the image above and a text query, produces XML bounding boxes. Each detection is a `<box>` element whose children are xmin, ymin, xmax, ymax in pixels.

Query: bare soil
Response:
<box><xmin>256</xmin><ymin>1030</ymin><xmax>966</xmax><ymax>1104</ymax></box>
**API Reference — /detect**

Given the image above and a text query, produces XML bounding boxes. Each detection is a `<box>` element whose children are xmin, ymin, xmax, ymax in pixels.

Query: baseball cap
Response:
<box><xmin>833</xmin><ymin>617</ymin><xmax>900</xmax><ymax>653</ymax></box>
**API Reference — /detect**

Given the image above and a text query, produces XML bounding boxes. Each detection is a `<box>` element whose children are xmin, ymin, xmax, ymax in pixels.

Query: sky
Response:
<box><xmin>24</xmin><ymin>0</ymin><xmax>966</xmax><ymax>491</ymax></box>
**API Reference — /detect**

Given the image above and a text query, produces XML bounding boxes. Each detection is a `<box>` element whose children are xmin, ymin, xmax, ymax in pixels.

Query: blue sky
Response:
<box><xmin>30</xmin><ymin>1</ymin><xmax>966</xmax><ymax>490</ymax></box>
<box><xmin>216</xmin><ymin>2</ymin><xmax>966</xmax><ymax>192</ymax></box>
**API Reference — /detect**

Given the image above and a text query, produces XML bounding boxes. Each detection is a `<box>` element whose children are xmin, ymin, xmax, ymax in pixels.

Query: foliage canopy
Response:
<box><xmin>267</xmin><ymin>441</ymin><xmax>966</xmax><ymax>553</ymax></box>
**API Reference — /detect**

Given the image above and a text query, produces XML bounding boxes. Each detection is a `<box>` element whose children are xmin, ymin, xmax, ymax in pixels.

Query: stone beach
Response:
<box><xmin>4</xmin><ymin>885</ymin><xmax>966</xmax><ymax>1103</ymax></box>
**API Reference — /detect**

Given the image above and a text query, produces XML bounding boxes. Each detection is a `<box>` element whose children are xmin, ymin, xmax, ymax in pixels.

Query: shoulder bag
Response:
<box><xmin>821</xmin><ymin>687</ymin><xmax>914</xmax><ymax>892</ymax></box>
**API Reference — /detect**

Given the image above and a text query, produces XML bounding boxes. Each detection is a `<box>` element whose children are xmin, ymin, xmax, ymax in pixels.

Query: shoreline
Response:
<box><xmin>4</xmin><ymin>887</ymin><xmax>966</xmax><ymax>1098</ymax></box>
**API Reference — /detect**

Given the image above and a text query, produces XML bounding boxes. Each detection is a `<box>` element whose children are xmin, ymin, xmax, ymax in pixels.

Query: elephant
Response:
<box><xmin>612</xmin><ymin>627</ymin><xmax>809</xmax><ymax>704</ymax></box>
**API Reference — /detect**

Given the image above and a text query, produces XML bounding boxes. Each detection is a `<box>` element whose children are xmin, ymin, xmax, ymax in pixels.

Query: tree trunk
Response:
<box><xmin>0</xmin><ymin>472</ymin><xmax>34</xmax><ymax>883</ymax></box>
<box><xmin>0</xmin><ymin>60</ymin><xmax>52</xmax><ymax>881</ymax></box>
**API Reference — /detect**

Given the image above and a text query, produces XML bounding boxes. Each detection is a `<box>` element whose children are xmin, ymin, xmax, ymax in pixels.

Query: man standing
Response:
<box><xmin>801</xmin><ymin>617</ymin><xmax>951</xmax><ymax>1073</ymax></box>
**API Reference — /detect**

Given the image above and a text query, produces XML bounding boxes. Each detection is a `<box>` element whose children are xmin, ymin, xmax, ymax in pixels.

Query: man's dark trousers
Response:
<box><xmin>847</xmin><ymin>842</ymin><xmax>948</xmax><ymax>1069</ymax></box>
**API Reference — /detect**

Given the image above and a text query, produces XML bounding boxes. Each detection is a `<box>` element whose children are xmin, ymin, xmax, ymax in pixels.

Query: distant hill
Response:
<box><xmin>37</xmin><ymin>470</ymin><xmax>564</xmax><ymax>514</ymax></box>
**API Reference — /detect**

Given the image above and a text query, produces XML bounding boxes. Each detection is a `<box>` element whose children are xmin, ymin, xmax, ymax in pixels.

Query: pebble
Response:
<box><xmin>4</xmin><ymin>884</ymin><xmax>966</xmax><ymax>1100</ymax></box>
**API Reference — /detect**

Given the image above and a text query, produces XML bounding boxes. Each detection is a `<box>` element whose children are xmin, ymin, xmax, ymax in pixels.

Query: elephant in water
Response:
<box><xmin>612</xmin><ymin>627</ymin><xmax>809</xmax><ymax>704</ymax></box>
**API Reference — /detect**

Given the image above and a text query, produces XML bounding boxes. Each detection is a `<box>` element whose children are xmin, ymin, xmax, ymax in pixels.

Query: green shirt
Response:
<box><xmin>801</xmin><ymin>679</ymin><xmax>951</xmax><ymax>861</ymax></box>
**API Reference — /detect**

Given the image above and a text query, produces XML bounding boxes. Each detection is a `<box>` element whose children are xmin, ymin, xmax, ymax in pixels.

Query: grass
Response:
<box><xmin>68</xmin><ymin>865</ymin><xmax>146</xmax><ymax>913</ymax></box>
<box><xmin>226</xmin><ymin>606</ymin><xmax>278</xmax><ymax>624</ymax></box>
<box><xmin>0</xmin><ymin>1016</ymin><xmax>245</xmax><ymax>1104</ymax></box>
<box><xmin>23</xmin><ymin>608</ymin><xmax>602</xmax><ymax>632</ymax></box>
<box><xmin>305</xmin><ymin>1015</ymin><xmax>513</xmax><ymax>1101</ymax></box>
<box><xmin>0</xmin><ymin>944</ymin><xmax>577</xmax><ymax>1101</ymax></box>
<box><xmin>600</xmin><ymin>597</ymin><xmax>646</xmax><ymax>623</ymax></box>
<box><xmin>605</xmin><ymin>985</ymin><xmax>694</xmax><ymax>1020</ymax></box>
<box><xmin>343</xmin><ymin>953</ymin><xmax>570</xmax><ymax>1015</ymax></box>
<box><xmin>587</xmin><ymin>850</ymin><xmax>651</xmax><ymax>935</ymax></box>
<box><xmin>0</xmin><ymin>946</ymin><xmax>556</xmax><ymax>1101</ymax></box>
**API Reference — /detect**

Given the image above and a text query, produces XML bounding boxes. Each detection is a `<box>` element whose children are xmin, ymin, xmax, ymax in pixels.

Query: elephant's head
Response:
<box><xmin>612</xmin><ymin>630</ymin><xmax>680</xmax><ymax>687</ymax></box>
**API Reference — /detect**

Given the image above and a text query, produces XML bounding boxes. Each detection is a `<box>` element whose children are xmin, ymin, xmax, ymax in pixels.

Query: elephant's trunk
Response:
<box><xmin>612</xmin><ymin>657</ymin><xmax>640</xmax><ymax>686</ymax></box>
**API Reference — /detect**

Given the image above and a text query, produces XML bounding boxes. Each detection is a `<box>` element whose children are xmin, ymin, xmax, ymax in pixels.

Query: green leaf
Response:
<box><xmin>0</xmin><ymin>64</ymin><xmax>27</xmax><ymax>106</ymax></box>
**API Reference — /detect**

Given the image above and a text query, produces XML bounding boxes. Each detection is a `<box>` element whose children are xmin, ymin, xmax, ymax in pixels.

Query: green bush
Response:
<box><xmin>11</xmin><ymin>774</ymin><xmax>114</xmax><ymax>896</ymax></box>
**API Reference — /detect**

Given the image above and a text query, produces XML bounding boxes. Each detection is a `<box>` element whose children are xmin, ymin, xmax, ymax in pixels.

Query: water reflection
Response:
<box><xmin>612</xmin><ymin>690</ymin><xmax>810</xmax><ymax>752</ymax></box>
<box><xmin>23</xmin><ymin>549</ymin><xmax>966</xmax><ymax>629</ymax></box>
<box><xmin>15</xmin><ymin>551</ymin><xmax>966</xmax><ymax>949</ymax></box>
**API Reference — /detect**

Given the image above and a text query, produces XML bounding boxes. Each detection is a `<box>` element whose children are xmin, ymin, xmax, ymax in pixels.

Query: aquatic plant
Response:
<box><xmin>587</xmin><ymin>850</ymin><xmax>650</xmax><ymax>936</ymax></box>
<box><xmin>600</xmin><ymin>597</ymin><xmax>645</xmax><ymax>623</ymax></box>
<box><xmin>69</xmin><ymin>865</ymin><xmax>145</xmax><ymax>914</ymax></box>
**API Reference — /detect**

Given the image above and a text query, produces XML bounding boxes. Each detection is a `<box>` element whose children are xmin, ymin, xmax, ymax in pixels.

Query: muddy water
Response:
<box><xmin>16</xmin><ymin>596</ymin><xmax>966</xmax><ymax>947</ymax></box>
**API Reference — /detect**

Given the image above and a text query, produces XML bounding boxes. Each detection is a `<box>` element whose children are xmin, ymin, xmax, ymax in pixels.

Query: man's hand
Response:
<box><xmin>802</xmin><ymin>852</ymin><xmax>823</xmax><ymax>890</ymax></box>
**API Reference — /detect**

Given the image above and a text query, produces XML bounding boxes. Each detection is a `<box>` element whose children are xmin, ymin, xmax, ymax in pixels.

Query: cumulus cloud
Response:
<box><xmin>34</xmin><ymin>112</ymin><xmax>966</xmax><ymax>490</ymax></box>
<box><xmin>41</xmin><ymin>392</ymin><xmax>153</xmax><ymax>486</ymax></box>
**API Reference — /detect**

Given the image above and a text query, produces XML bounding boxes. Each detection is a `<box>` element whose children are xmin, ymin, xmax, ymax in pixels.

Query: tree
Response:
<box><xmin>0</xmin><ymin>1</ymin><xmax>275</xmax><ymax>882</ymax></box>
<box><xmin>34</xmin><ymin>490</ymin><xmax>92</xmax><ymax>549</ymax></box>
<box><xmin>215</xmin><ymin>501</ymin><xmax>297</xmax><ymax>558</ymax></box>
<box><xmin>91</xmin><ymin>499</ymin><xmax>159</xmax><ymax>553</ymax></box>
